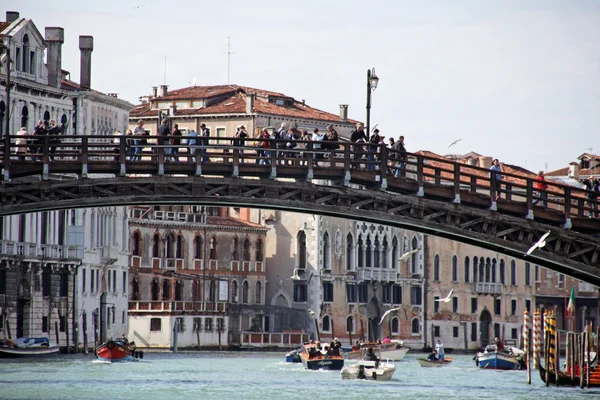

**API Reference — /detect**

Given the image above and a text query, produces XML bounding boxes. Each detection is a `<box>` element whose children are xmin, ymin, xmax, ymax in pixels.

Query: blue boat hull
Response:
<box><xmin>476</xmin><ymin>352</ymin><xmax>521</xmax><ymax>370</ymax></box>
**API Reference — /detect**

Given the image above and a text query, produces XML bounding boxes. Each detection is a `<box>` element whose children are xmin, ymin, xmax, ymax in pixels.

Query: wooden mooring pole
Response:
<box><xmin>523</xmin><ymin>310</ymin><xmax>531</xmax><ymax>384</ymax></box>
<box><xmin>555</xmin><ymin>329</ymin><xmax>560</xmax><ymax>387</ymax></box>
<box><xmin>544</xmin><ymin>330</ymin><xmax>550</xmax><ymax>387</ymax></box>
<box><xmin>579</xmin><ymin>333</ymin><xmax>584</xmax><ymax>389</ymax></box>
<box><xmin>569</xmin><ymin>333</ymin><xmax>575</xmax><ymax>382</ymax></box>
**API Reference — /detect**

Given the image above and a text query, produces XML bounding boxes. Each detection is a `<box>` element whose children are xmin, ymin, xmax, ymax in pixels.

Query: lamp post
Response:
<box><xmin>366</xmin><ymin>67</ymin><xmax>379</xmax><ymax>140</ymax></box>
<box><xmin>0</xmin><ymin>39</ymin><xmax>11</xmax><ymax>180</ymax></box>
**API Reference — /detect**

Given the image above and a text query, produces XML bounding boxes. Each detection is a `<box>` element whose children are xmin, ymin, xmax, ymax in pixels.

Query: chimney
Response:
<box><xmin>339</xmin><ymin>104</ymin><xmax>348</xmax><ymax>121</ymax></box>
<box><xmin>6</xmin><ymin>11</ymin><xmax>19</xmax><ymax>23</ymax></box>
<box><xmin>159</xmin><ymin>84</ymin><xmax>168</xmax><ymax>97</ymax></box>
<box><xmin>467</xmin><ymin>158</ymin><xmax>477</xmax><ymax>166</ymax></box>
<box><xmin>478</xmin><ymin>156</ymin><xmax>493</xmax><ymax>169</ymax></box>
<box><xmin>568</xmin><ymin>162</ymin><xmax>579</xmax><ymax>178</ymax></box>
<box><xmin>79</xmin><ymin>35</ymin><xmax>94</xmax><ymax>90</ymax></box>
<box><xmin>152</xmin><ymin>86</ymin><xmax>158</xmax><ymax>98</ymax></box>
<box><xmin>245</xmin><ymin>93</ymin><xmax>255</xmax><ymax>114</ymax></box>
<box><xmin>169</xmin><ymin>102</ymin><xmax>177</xmax><ymax>116</ymax></box>
<box><xmin>45</xmin><ymin>27</ymin><xmax>64</xmax><ymax>89</ymax></box>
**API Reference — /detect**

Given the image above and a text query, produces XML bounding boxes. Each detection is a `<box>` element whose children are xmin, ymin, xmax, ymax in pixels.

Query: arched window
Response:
<box><xmin>42</xmin><ymin>267</ymin><xmax>52</xmax><ymax>297</ymax></box>
<box><xmin>152</xmin><ymin>234</ymin><xmax>160</xmax><ymax>258</ymax></box>
<box><xmin>22</xmin><ymin>34</ymin><xmax>30</xmax><ymax>72</ymax></box>
<box><xmin>346</xmin><ymin>316</ymin><xmax>355</xmax><ymax>333</ymax></box>
<box><xmin>374</xmin><ymin>236</ymin><xmax>380</xmax><ymax>268</ymax></box>
<box><xmin>175</xmin><ymin>280</ymin><xmax>183</xmax><ymax>301</ymax></box>
<box><xmin>209</xmin><ymin>280</ymin><xmax>216</xmax><ymax>302</ymax></box>
<box><xmin>231</xmin><ymin>280</ymin><xmax>238</xmax><ymax>303</ymax></box>
<box><xmin>479</xmin><ymin>258</ymin><xmax>485</xmax><ymax>283</ymax></box>
<box><xmin>323</xmin><ymin>232</ymin><xmax>331</xmax><ymax>270</ymax></box>
<box><xmin>194</xmin><ymin>236</ymin><xmax>202</xmax><ymax>259</ymax></box>
<box><xmin>485</xmin><ymin>257</ymin><xmax>491</xmax><ymax>283</ymax></box>
<box><xmin>209</xmin><ymin>237</ymin><xmax>217</xmax><ymax>259</ymax></box>
<box><xmin>357</xmin><ymin>235</ymin><xmax>364</xmax><ymax>268</ymax></box>
<box><xmin>242</xmin><ymin>281</ymin><xmax>249</xmax><ymax>304</ymax></box>
<box><xmin>132</xmin><ymin>232</ymin><xmax>141</xmax><ymax>256</ymax></box>
<box><xmin>473</xmin><ymin>256</ymin><xmax>478</xmax><ymax>282</ymax></box>
<box><xmin>176</xmin><ymin>235</ymin><xmax>183</xmax><ymax>259</ymax></box>
<box><xmin>21</xmin><ymin>105</ymin><xmax>29</xmax><ymax>131</ymax></box>
<box><xmin>452</xmin><ymin>255</ymin><xmax>458</xmax><ymax>282</ymax></box>
<box><xmin>464</xmin><ymin>256</ymin><xmax>470</xmax><ymax>283</ymax></box>
<box><xmin>322</xmin><ymin>315</ymin><xmax>331</xmax><ymax>332</ymax></box>
<box><xmin>391</xmin><ymin>317</ymin><xmax>399</xmax><ymax>334</ymax></box>
<box><xmin>232</xmin><ymin>237</ymin><xmax>239</xmax><ymax>261</ymax></box>
<box><xmin>346</xmin><ymin>233</ymin><xmax>354</xmax><ymax>271</ymax></box>
<box><xmin>391</xmin><ymin>237</ymin><xmax>398</xmax><ymax>270</ymax></box>
<box><xmin>411</xmin><ymin>317</ymin><xmax>420</xmax><ymax>334</ymax></box>
<box><xmin>131</xmin><ymin>278</ymin><xmax>140</xmax><ymax>301</ymax></box>
<box><xmin>297</xmin><ymin>231</ymin><xmax>306</xmax><ymax>269</ymax></box>
<box><xmin>166</xmin><ymin>233</ymin><xmax>175</xmax><ymax>258</ymax></box>
<box><xmin>255</xmin><ymin>281</ymin><xmax>262</xmax><ymax>304</ymax></box>
<box><xmin>242</xmin><ymin>238</ymin><xmax>250</xmax><ymax>261</ymax></box>
<box><xmin>151</xmin><ymin>279</ymin><xmax>159</xmax><ymax>300</ymax></box>
<box><xmin>499</xmin><ymin>259</ymin><xmax>506</xmax><ymax>285</ymax></box>
<box><xmin>491</xmin><ymin>259</ymin><xmax>497</xmax><ymax>283</ymax></box>
<box><xmin>255</xmin><ymin>239</ymin><xmax>264</xmax><ymax>262</ymax></box>
<box><xmin>381</xmin><ymin>237</ymin><xmax>388</xmax><ymax>268</ymax></box>
<box><xmin>43</xmin><ymin>110</ymin><xmax>50</xmax><ymax>125</ymax></box>
<box><xmin>162</xmin><ymin>279</ymin><xmax>170</xmax><ymax>300</ymax></box>
<box><xmin>365</xmin><ymin>235</ymin><xmax>372</xmax><ymax>268</ymax></box>
<box><xmin>411</xmin><ymin>237</ymin><xmax>419</xmax><ymax>273</ymax></box>
<box><xmin>61</xmin><ymin>114</ymin><xmax>68</xmax><ymax>134</ymax></box>
<box><xmin>433</xmin><ymin>254</ymin><xmax>440</xmax><ymax>281</ymax></box>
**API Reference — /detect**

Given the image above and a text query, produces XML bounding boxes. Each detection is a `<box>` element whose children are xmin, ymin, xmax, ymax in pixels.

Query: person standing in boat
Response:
<box><xmin>435</xmin><ymin>339</ymin><xmax>445</xmax><ymax>360</ymax></box>
<box><xmin>495</xmin><ymin>337</ymin><xmax>505</xmax><ymax>352</ymax></box>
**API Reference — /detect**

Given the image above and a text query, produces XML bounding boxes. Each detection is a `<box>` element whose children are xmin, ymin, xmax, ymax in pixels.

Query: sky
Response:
<box><xmin>5</xmin><ymin>0</ymin><xmax>600</xmax><ymax>173</ymax></box>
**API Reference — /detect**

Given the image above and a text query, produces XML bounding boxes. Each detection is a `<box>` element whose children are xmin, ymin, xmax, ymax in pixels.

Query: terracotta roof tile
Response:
<box><xmin>206</xmin><ymin>216</ymin><xmax>264</xmax><ymax>229</ymax></box>
<box><xmin>545</xmin><ymin>167</ymin><xmax>570</xmax><ymax>176</ymax></box>
<box><xmin>0</xmin><ymin>22</ymin><xmax>11</xmax><ymax>33</ymax></box>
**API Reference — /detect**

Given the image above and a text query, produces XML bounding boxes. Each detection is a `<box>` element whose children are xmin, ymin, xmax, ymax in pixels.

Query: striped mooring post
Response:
<box><xmin>523</xmin><ymin>310</ymin><xmax>531</xmax><ymax>384</ymax></box>
<box><xmin>533</xmin><ymin>309</ymin><xmax>541</xmax><ymax>369</ymax></box>
<box><xmin>545</xmin><ymin>311</ymin><xmax>557</xmax><ymax>371</ymax></box>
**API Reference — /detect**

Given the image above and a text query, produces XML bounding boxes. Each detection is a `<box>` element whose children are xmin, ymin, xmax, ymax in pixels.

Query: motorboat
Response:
<box><xmin>417</xmin><ymin>357</ymin><xmax>454</xmax><ymax>367</ymax></box>
<box><xmin>341</xmin><ymin>347</ymin><xmax>397</xmax><ymax>381</ymax></box>
<box><xmin>346</xmin><ymin>340</ymin><xmax>409</xmax><ymax>361</ymax></box>
<box><xmin>474</xmin><ymin>344</ymin><xmax>524</xmax><ymax>370</ymax></box>
<box><xmin>0</xmin><ymin>337</ymin><xmax>60</xmax><ymax>358</ymax></box>
<box><xmin>96</xmin><ymin>338</ymin><xmax>143</xmax><ymax>362</ymax></box>
<box><xmin>300</xmin><ymin>343</ymin><xmax>344</xmax><ymax>370</ymax></box>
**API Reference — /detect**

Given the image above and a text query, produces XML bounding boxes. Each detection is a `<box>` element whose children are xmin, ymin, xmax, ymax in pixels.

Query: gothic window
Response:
<box><xmin>255</xmin><ymin>239</ymin><xmax>264</xmax><ymax>262</ymax></box>
<box><xmin>322</xmin><ymin>315</ymin><xmax>331</xmax><ymax>332</ymax></box>
<box><xmin>391</xmin><ymin>237</ymin><xmax>398</xmax><ymax>270</ymax></box>
<box><xmin>132</xmin><ymin>232</ymin><xmax>142</xmax><ymax>256</ymax></box>
<box><xmin>209</xmin><ymin>237</ymin><xmax>217</xmax><ymax>260</ymax></box>
<box><xmin>162</xmin><ymin>279</ymin><xmax>170</xmax><ymax>300</ymax></box>
<box><xmin>21</xmin><ymin>105</ymin><xmax>29</xmax><ymax>130</ymax></box>
<box><xmin>433</xmin><ymin>255</ymin><xmax>440</xmax><ymax>281</ymax></box>
<box><xmin>151</xmin><ymin>279</ymin><xmax>159</xmax><ymax>300</ymax></box>
<box><xmin>175</xmin><ymin>280</ymin><xmax>183</xmax><ymax>301</ymax></box>
<box><xmin>242</xmin><ymin>281</ymin><xmax>249</xmax><ymax>304</ymax></box>
<box><xmin>373</xmin><ymin>236</ymin><xmax>380</xmax><ymax>268</ymax></box>
<box><xmin>194</xmin><ymin>236</ymin><xmax>202</xmax><ymax>259</ymax></box>
<box><xmin>255</xmin><ymin>281</ymin><xmax>262</xmax><ymax>304</ymax></box>
<box><xmin>452</xmin><ymin>255</ymin><xmax>458</xmax><ymax>282</ymax></box>
<box><xmin>242</xmin><ymin>238</ymin><xmax>250</xmax><ymax>261</ymax></box>
<box><xmin>152</xmin><ymin>234</ymin><xmax>160</xmax><ymax>258</ymax></box>
<box><xmin>365</xmin><ymin>235</ymin><xmax>372</xmax><ymax>268</ymax></box>
<box><xmin>297</xmin><ymin>231</ymin><xmax>307</xmax><ymax>269</ymax></box>
<box><xmin>323</xmin><ymin>232</ymin><xmax>331</xmax><ymax>270</ymax></box>
<box><xmin>381</xmin><ymin>237</ymin><xmax>388</xmax><ymax>268</ymax></box>
<box><xmin>232</xmin><ymin>237</ymin><xmax>240</xmax><ymax>261</ymax></box>
<box><xmin>346</xmin><ymin>233</ymin><xmax>354</xmax><ymax>271</ymax></box>
<box><xmin>357</xmin><ymin>235</ymin><xmax>364</xmax><ymax>268</ymax></box>
<box><xmin>391</xmin><ymin>317</ymin><xmax>399</xmax><ymax>334</ymax></box>
<box><xmin>231</xmin><ymin>280</ymin><xmax>238</xmax><ymax>303</ymax></box>
<box><xmin>411</xmin><ymin>237</ymin><xmax>419</xmax><ymax>274</ymax></box>
<box><xmin>176</xmin><ymin>235</ymin><xmax>183</xmax><ymax>259</ymax></box>
<box><xmin>464</xmin><ymin>257</ymin><xmax>471</xmax><ymax>283</ymax></box>
<box><xmin>411</xmin><ymin>318</ymin><xmax>420</xmax><ymax>334</ymax></box>
<box><xmin>346</xmin><ymin>316</ymin><xmax>355</xmax><ymax>333</ymax></box>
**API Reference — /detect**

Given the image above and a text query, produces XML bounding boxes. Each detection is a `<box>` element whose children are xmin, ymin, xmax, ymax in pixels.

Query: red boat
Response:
<box><xmin>96</xmin><ymin>339</ymin><xmax>143</xmax><ymax>362</ymax></box>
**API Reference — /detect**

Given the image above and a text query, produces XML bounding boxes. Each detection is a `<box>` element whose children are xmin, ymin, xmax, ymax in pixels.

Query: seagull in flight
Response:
<box><xmin>399</xmin><ymin>248</ymin><xmax>419</xmax><ymax>261</ymax></box>
<box><xmin>448</xmin><ymin>138</ymin><xmax>462</xmax><ymax>148</ymax></box>
<box><xmin>131</xmin><ymin>4</ymin><xmax>145</xmax><ymax>9</ymax></box>
<box><xmin>379</xmin><ymin>307</ymin><xmax>402</xmax><ymax>325</ymax></box>
<box><xmin>290</xmin><ymin>268</ymin><xmax>301</xmax><ymax>280</ymax></box>
<box><xmin>434</xmin><ymin>289</ymin><xmax>454</xmax><ymax>303</ymax></box>
<box><xmin>308</xmin><ymin>309</ymin><xmax>316</xmax><ymax>318</ymax></box>
<box><xmin>525</xmin><ymin>230</ymin><xmax>551</xmax><ymax>256</ymax></box>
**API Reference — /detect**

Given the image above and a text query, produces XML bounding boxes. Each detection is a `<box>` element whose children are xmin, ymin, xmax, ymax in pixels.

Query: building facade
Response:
<box><xmin>127</xmin><ymin>205</ymin><xmax>269</xmax><ymax>348</ymax></box>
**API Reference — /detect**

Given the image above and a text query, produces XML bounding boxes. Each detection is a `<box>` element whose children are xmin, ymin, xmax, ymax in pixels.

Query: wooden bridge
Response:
<box><xmin>1</xmin><ymin>135</ymin><xmax>599</xmax><ymax>284</ymax></box>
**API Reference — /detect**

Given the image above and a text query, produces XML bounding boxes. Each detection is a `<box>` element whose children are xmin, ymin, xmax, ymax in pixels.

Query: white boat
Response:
<box><xmin>341</xmin><ymin>348</ymin><xmax>397</xmax><ymax>381</ymax></box>
<box><xmin>0</xmin><ymin>337</ymin><xmax>60</xmax><ymax>358</ymax></box>
<box><xmin>416</xmin><ymin>357</ymin><xmax>454</xmax><ymax>367</ymax></box>
<box><xmin>474</xmin><ymin>345</ymin><xmax>524</xmax><ymax>370</ymax></box>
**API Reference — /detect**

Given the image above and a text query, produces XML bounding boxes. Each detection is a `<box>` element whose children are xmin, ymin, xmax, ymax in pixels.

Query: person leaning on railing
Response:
<box><xmin>489</xmin><ymin>158</ymin><xmax>503</xmax><ymax>200</ymax></box>
<box><xmin>581</xmin><ymin>176</ymin><xmax>599</xmax><ymax>218</ymax></box>
<box><xmin>532</xmin><ymin>170</ymin><xmax>548</xmax><ymax>210</ymax></box>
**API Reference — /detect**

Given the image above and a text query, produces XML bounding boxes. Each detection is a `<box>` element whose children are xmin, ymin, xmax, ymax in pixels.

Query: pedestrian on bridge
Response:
<box><xmin>581</xmin><ymin>176</ymin><xmax>599</xmax><ymax>218</ymax></box>
<box><xmin>490</xmin><ymin>159</ymin><xmax>503</xmax><ymax>200</ymax></box>
<box><xmin>532</xmin><ymin>170</ymin><xmax>548</xmax><ymax>210</ymax></box>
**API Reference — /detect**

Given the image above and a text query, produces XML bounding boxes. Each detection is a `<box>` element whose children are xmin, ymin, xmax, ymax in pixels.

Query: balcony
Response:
<box><xmin>128</xmin><ymin>300</ymin><xmax>227</xmax><ymax>313</ymax></box>
<box><xmin>150</xmin><ymin>257</ymin><xmax>185</xmax><ymax>271</ymax></box>
<box><xmin>473</xmin><ymin>282</ymin><xmax>502</xmax><ymax>294</ymax></box>
<box><xmin>0</xmin><ymin>241</ymin><xmax>81</xmax><ymax>260</ymax></box>
<box><xmin>193</xmin><ymin>259</ymin><xmax>203</xmax><ymax>270</ymax></box>
<box><xmin>130</xmin><ymin>255</ymin><xmax>141</xmax><ymax>268</ymax></box>
<box><xmin>358</xmin><ymin>268</ymin><xmax>395</xmax><ymax>282</ymax></box>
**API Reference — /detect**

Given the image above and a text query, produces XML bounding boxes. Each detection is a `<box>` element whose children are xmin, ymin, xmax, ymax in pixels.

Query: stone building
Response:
<box><xmin>128</xmin><ymin>84</ymin><xmax>359</xmax><ymax>140</ymax></box>
<box><xmin>0</xmin><ymin>11</ymin><xmax>133</xmax><ymax>350</ymax></box>
<box><xmin>127</xmin><ymin>205</ymin><xmax>269</xmax><ymax>348</ymax></box>
<box><xmin>263</xmin><ymin>211</ymin><xmax>426</xmax><ymax>348</ymax></box>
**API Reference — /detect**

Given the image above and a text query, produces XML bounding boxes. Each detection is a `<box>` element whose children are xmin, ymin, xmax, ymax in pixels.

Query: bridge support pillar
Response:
<box><xmin>158</xmin><ymin>164</ymin><xmax>164</xmax><ymax>176</ymax></box>
<box><xmin>380</xmin><ymin>177</ymin><xmax>387</xmax><ymax>190</ymax></box>
<box><xmin>343</xmin><ymin>171</ymin><xmax>350</xmax><ymax>186</ymax></box>
<box><xmin>417</xmin><ymin>186</ymin><xmax>424</xmax><ymax>197</ymax></box>
<box><xmin>2</xmin><ymin>169</ymin><xmax>8</xmax><ymax>182</ymax></box>
<box><xmin>232</xmin><ymin>165</ymin><xmax>239</xmax><ymax>177</ymax></box>
<box><xmin>81</xmin><ymin>164</ymin><xmax>88</xmax><ymax>179</ymax></box>
<box><xmin>270</xmin><ymin>166</ymin><xmax>277</xmax><ymax>179</ymax></box>
<box><xmin>120</xmin><ymin>163</ymin><xmax>126</xmax><ymax>177</ymax></box>
<box><xmin>453</xmin><ymin>194</ymin><xmax>461</xmax><ymax>204</ymax></box>
<box><xmin>489</xmin><ymin>201</ymin><xmax>497</xmax><ymax>211</ymax></box>
<box><xmin>526</xmin><ymin>209</ymin><xmax>534</xmax><ymax>220</ymax></box>
<box><xmin>42</xmin><ymin>163</ymin><xmax>49</xmax><ymax>181</ymax></box>
<box><xmin>563</xmin><ymin>218</ymin><xmax>572</xmax><ymax>229</ymax></box>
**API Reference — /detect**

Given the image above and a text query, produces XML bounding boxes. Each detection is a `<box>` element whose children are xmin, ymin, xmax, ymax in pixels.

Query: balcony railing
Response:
<box><xmin>128</xmin><ymin>300</ymin><xmax>227</xmax><ymax>313</ymax></box>
<box><xmin>358</xmin><ymin>268</ymin><xmax>395</xmax><ymax>282</ymax></box>
<box><xmin>150</xmin><ymin>257</ymin><xmax>185</xmax><ymax>270</ymax></box>
<box><xmin>0</xmin><ymin>240</ymin><xmax>81</xmax><ymax>260</ymax></box>
<box><xmin>473</xmin><ymin>281</ymin><xmax>503</xmax><ymax>294</ymax></box>
<box><xmin>239</xmin><ymin>331</ymin><xmax>309</xmax><ymax>348</ymax></box>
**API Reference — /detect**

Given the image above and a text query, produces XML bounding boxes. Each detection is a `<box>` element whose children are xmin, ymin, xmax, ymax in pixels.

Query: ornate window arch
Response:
<box><xmin>242</xmin><ymin>280</ymin><xmax>249</xmax><ymax>304</ymax></box>
<box><xmin>322</xmin><ymin>315</ymin><xmax>331</xmax><ymax>332</ymax></box>
<box><xmin>242</xmin><ymin>238</ymin><xmax>251</xmax><ymax>261</ymax></box>
<box><xmin>209</xmin><ymin>236</ymin><xmax>217</xmax><ymax>259</ymax></box>
<box><xmin>323</xmin><ymin>231</ymin><xmax>331</xmax><ymax>270</ymax></box>
<box><xmin>346</xmin><ymin>315</ymin><xmax>355</xmax><ymax>334</ymax></box>
<box><xmin>231</xmin><ymin>280</ymin><xmax>238</xmax><ymax>303</ymax></box>
<box><xmin>346</xmin><ymin>233</ymin><xmax>354</xmax><ymax>271</ymax></box>
<box><xmin>411</xmin><ymin>317</ymin><xmax>420</xmax><ymax>334</ymax></box>
<box><xmin>255</xmin><ymin>281</ymin><xmax>262</xmax><ymax>304</ymax></box>
<box><xmin>255</xmin><ymin>239</ymin><xmax>263</xmax><ymax>261</ymax></box>
<box><xmin>193</xmin><ymin>235</ymin><xmax>203</xmax><ymax>259</ymax></box>
<box><xmin>391</xmin><ymin>317</ymin><xmax>400</xmax><ymax>334</ymax></box>
<box><xmin>131</xmin><ymin>231</ymin><xmax>142</xmax><ymax>257</ymax></box>
<box><xmin>232</xmin><ymin>236</ymin><xmax>240</xmax><ymax>261</ymax></box>
<box><xmin>297</xmin><ymin>231</ymin><xmax>307</xmax><ymax>269</ymax></box>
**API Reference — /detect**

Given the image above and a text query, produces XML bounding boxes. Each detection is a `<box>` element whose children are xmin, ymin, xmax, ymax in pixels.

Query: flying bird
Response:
<box><xmin>379</xmin><ymin>307</ymin><xmax>402</xmax><ymax>325</ymax></box>
<box><xmin>448</xmin><ymin>138</ymin><xmax>462</xmax><ymax>148</ymax></box>
<box><xmin>399</xmin><ymin>248</ymin><xmax>419</xmax><ymax>261</ymax></box>
<box><xmin>525</xmin><ymin>230</ymin><xmax>551</xmax><ymax>256</ymax></box>
<box><xmin>290</xmin><ymin>268</ymin><xmax>301</xmax><ymax>280</ymax></box>
<box><xmin>308</xmin><ymin>309</ymin><xmax>316</xmax><ymax>318</ymax></box>
<box><xmin>131</xmin><ymin>4</ymin><xmax>145</xmax><ymax>9</ymax></box>
<box><xmin>434</xmin><ymin>289</ymin><xmax>454</xmax><ymax>303</ymax></box>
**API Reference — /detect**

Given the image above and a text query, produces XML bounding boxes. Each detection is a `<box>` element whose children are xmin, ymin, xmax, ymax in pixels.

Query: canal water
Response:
<box><xmin>1</xmin><ymin>352</ymin><xmax>597</xmax><ymax>400</ymax></box>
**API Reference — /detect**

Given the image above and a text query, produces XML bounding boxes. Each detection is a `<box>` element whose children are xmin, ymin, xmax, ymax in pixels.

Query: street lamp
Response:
<box><xmin>0</xmin><ymin>39</ymin><xmax>12</xmax><ymax>180</ymax></box>
<box><xmin>366</xmin><ymin>67</ymin><xmax>379</xmax><ymax>140</ymax></box>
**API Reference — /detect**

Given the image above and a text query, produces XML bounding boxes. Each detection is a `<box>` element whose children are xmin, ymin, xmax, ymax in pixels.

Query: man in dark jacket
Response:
<box><xmin>350</xmin><ymin>123</ymin><xmax>367</xmax><ymax>166</ymax></box>
<box><xmin>170</xmin><ymin>123</ymin><xmax>182</xmax><ymax>162</ymax></box>
<box><xmin>581</xmin><ymin>176</ymin><xmax>599</xmax><ymax>217</ymax></box>
<box><xmin>392</xmin><ymin>136</ymin><xmax>407</xmax><ymax>177</ymax></box>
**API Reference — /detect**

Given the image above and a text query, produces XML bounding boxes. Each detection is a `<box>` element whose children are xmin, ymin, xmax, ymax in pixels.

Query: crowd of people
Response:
<box><xmin>13</xmin><ymin>119</ymin><xmax>65</xmax><ymax>162</ymax></box>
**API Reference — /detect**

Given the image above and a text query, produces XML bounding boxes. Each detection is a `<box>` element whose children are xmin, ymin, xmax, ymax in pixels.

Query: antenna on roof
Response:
<box><xmin>163</xmin><ymin>54</ymin><xmax>167</xmax><ymax>85</ymax></box>
<box><xmin>585</xmin><ymin>147</ymin><xmax>593</xmax><ymax>154</ymax></box>
<box><xmin>225</xmin><ymin>36</ymin><xmax>234</xmax><ymax>84</ymax></box>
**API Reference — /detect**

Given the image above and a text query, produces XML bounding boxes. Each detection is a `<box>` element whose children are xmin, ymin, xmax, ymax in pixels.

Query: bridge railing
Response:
<box><xmin>1</xmin><ymin>134</ymin><xmax>598</xmax><ymax>223</ymax></box>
